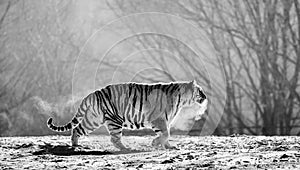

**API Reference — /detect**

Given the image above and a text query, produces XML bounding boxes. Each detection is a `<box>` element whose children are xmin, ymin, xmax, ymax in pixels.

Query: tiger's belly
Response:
<box><xmin>120</xmin><ymin>101</ymin><xmax>173</xmax><ymax>130</ymax></box>
<box><xmin>121</xmin><ymin>104</ymin><xmax>154</xmax><ymax>130</ymax></box>
<box><xmin>122</xmin><ymin>121</ymin><xmax>152</xmax><ymax>130</ymax></box>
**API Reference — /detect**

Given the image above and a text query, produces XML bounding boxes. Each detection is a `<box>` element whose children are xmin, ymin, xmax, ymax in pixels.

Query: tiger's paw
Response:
<box><xmin>164</xmin><ymin>145</ymin><xmax>179</xmax><ymax>150</ymax></box>
<box><xmin>71</xmin><ymin>145</ymin><xmax>91</xmax><ymax>150</ymax></box>
<box><xmin>151</xmin><ymin>138</ymin><xmax>161</xmax><ymax>147</ymax></box>
<box><xmin>164</xmin><ymin>142</ymin><xmax>179</xmax><ymax>150</ymax></box>
<box><xmin>71</xmin><ymin>144</ymin><xmax>81</xmax><ymax>148</ymax></box>
<box><xmin>120</xmin><ymin>147</ymin><xmax>132</xmax><ymax>151</ymax></box>
<box><xmin>113</xmin><ymin>143</ymin><xmax>131</xmax><ymax>152</ymax></box>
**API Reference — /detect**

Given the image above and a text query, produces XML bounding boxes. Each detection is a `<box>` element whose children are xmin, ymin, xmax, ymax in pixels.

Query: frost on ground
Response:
<box><xmin>0</xmin><ymin>135</ymin><xmax>300</xmax><ymax>169</ymax></box>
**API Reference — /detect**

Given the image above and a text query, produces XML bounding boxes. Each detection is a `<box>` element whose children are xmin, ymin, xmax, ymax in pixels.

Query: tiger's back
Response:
<box><xmin>105</xmin><ymin>82</ymin><xmax>187</xmax><ymax>129</ymax></box>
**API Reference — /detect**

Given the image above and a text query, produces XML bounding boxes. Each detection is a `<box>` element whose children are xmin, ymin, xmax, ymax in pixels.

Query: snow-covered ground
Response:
<box><xmin>0</xmin><ymin>135</ymin><xmax>300</xmax><ymax>169</ymax></box>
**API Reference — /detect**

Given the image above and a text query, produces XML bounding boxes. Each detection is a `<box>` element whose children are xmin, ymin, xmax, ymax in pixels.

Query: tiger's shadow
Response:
<box><xmin>32</xmin><ymin>143</ymin><xmax>148</xmax><ymax>156</ymax></box>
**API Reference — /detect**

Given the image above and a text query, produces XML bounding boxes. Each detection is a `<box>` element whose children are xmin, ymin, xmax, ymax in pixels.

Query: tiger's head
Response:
<box><xmin>181</xmin><ymin>80</ymin><xmax>208</xmax><ymax>120</ymax></box>
<box><xmin>190</xmin><ymin>80</ymin><xmax>206</xmax><ymax>103</ymax></box>
<box><xmin>182</xmin><ymin>80</ymin><xmax>207</xmax><ymax>104</ymax></box>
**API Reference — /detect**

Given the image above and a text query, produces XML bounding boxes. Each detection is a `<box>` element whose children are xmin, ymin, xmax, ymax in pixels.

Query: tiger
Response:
<box><xmin>47</xmin><ymin>80</ymin><xmax>208</xmax><ymax>150</ymax></box>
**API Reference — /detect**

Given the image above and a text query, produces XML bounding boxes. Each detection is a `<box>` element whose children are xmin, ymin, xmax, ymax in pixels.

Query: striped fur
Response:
<box><xmin>47</xmin><ymin>80</ymin><xmax>207</xmax><ymax>150</ymax></box>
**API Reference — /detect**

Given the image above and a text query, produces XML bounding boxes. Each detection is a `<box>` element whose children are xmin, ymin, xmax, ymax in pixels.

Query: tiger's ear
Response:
<box><xmin>188</xmin><ymin>80</ymin><xmax>196</xmax><ymax>89</ymax></box>
<box><xmin>190</xmin><ymin>80</ymin><xmax>196</xmax><ymax>85</ymax></box>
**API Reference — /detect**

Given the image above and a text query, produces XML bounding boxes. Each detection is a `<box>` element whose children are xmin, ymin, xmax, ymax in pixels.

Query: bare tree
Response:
<box><xmin>0</xmin><ymin>0</ymin><xmax>25</xmax><ymax>114</ymax></box>
<box><xmin>109</xmin><ymin>0</ymin><xmax>300</xmax><ymax>135</ymax></box>
<box><xmin>200</xmin><ymin>0</ymin><xmax>300</xmax><ymax>135</ymax></box>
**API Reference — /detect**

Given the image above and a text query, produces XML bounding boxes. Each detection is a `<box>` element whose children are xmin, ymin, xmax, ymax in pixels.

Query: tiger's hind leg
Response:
<box><xmin>71</xmin><ymin>106</ymin><xmax>104</xmax><ymax>147</ymax></box>
<box><xmin>71</xmin><ymin>124</ymin><xmax>89</xmax><ymax>147</ymax></box>
<box><xmin>111</xmin><ymin>131</ymin><xmax>129</xmax><ymax>151</ymax></box>
<box><xmin>106</xmin><ymin>122</ymin><xmax>129</xmax><ymax>151</ymax></box>
<box><xmin>151</xmin><ymin>117</ymin><xmax>177</xmax><ymax>149</ymax></box>
<box><xmin>71</xmin><ymin>128</ymin><xmax>81</xmax><ymax>146</ymax></box>
<box><xmin>71</xmin><ymin>123</ymin><xmax>102</xmax><ymax>147</ymax></box>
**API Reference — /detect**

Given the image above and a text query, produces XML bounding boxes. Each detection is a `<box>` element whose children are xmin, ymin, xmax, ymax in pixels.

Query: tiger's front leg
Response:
<box><xmin>151</xmin><ymin>117</ymin><xmax>177</xmax><ymax>149</ymax></box>
<box><xmin>152</xmin><ymin>134</ymin><xmax>178</xmax><ymax>149</ymax></box>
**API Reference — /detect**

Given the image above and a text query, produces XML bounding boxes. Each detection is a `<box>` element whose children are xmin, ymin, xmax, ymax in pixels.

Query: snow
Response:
<box><xmin>0</xmin><ymin>135</ymin><xmax>300</xmax><ymax>169</ymax></box>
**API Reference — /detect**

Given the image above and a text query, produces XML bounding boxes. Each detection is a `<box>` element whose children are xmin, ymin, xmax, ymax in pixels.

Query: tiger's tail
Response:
<box><xmin>47</xmin><ymin>93</ymin><xmax>92</xmax><ymax>132</ymax></box>
<box><xmin>47</xmin><ymin>116</ymin><xmax>80</xmax><ymax>132</ymax></box>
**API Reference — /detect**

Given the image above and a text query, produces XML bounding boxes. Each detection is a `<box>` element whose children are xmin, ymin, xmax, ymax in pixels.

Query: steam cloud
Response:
<box><xmin>31</xmin><ymin>96</ymin><xmax>54</xmax><ymax>115</ymax></box>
